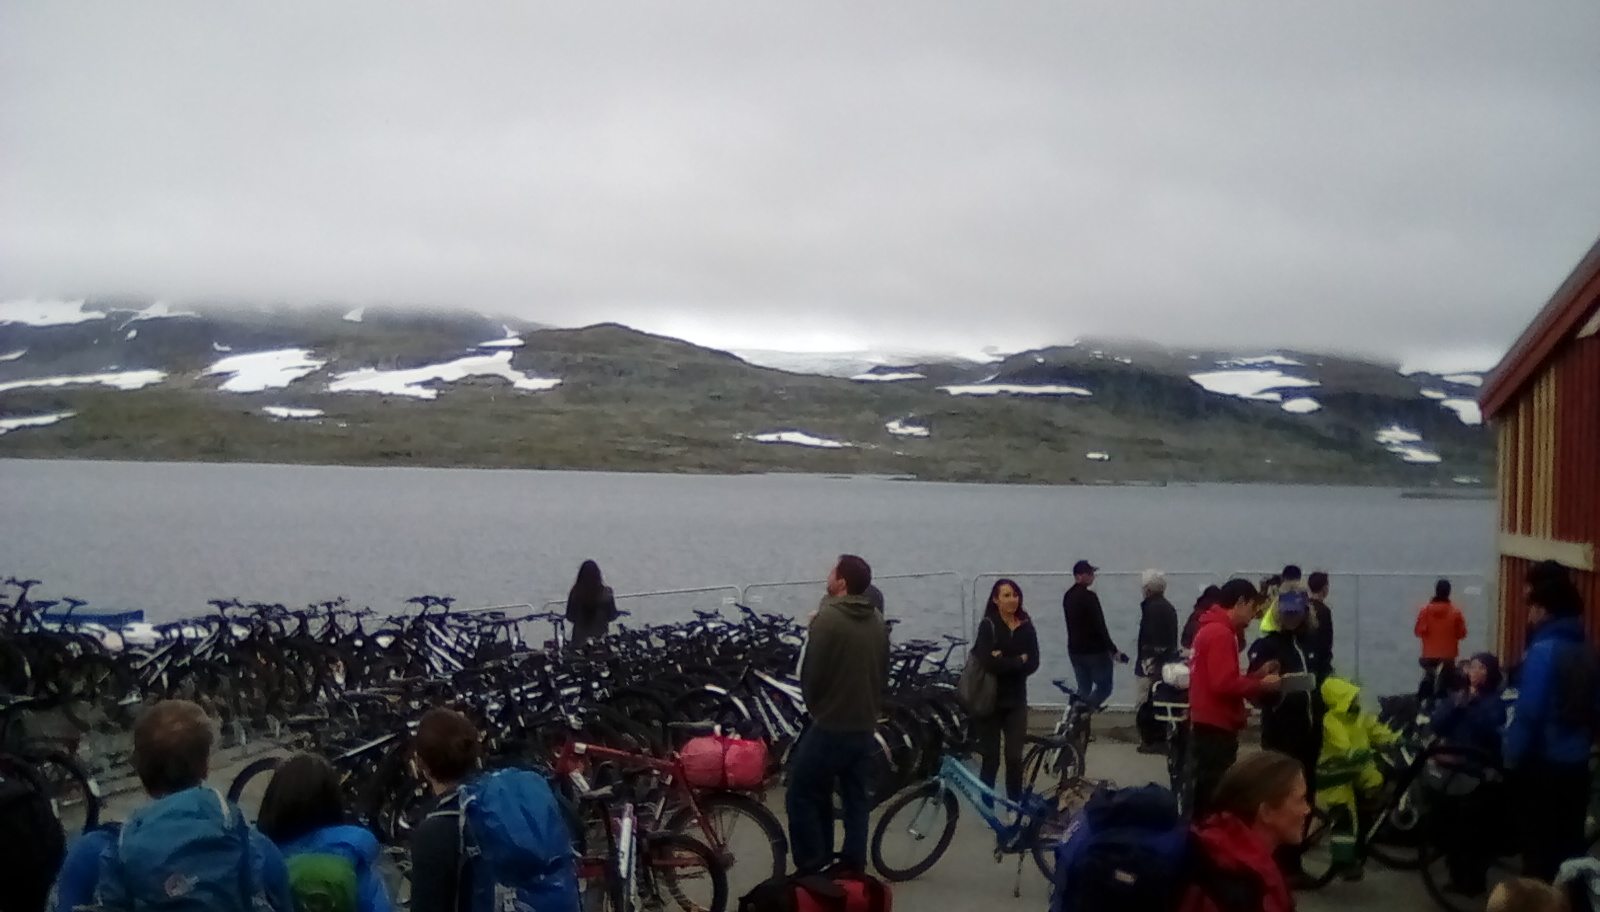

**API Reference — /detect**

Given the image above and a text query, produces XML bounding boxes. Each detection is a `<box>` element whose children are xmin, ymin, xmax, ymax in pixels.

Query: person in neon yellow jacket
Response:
<box><xmin>1317</xmin><ymin>676</ymin><xmax>1400</xmax><ymax>877</ymax></box>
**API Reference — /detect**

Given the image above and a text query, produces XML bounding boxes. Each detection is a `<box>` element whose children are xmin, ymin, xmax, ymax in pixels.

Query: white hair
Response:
<box><xmin>1141</xmin><ymin>569</ymin><xmax>1167</xmax><ymax>594</ymax></box>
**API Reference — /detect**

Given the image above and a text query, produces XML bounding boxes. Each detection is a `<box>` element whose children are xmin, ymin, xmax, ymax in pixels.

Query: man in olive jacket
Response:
<box><xmin>788</xmin><ymin>554</ymin><xmax>890</xmax><ymax>873</ymax></box>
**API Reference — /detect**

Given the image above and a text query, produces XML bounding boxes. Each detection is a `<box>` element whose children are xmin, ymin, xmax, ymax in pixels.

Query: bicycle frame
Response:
<box><xmin>928</xmin><ymin>755</ymin><xmax>1037</xmax><ymax>838</ymax></box>
<box><xmin>557</xmin><ymin>739</ymin><xmax>734</xmax><ymax>860</ymax></box>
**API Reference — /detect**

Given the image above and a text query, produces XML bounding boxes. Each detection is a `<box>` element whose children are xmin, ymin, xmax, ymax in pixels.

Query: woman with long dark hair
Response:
<box><xmin>257</xmin><ymin>753</ymin><xmax>394</xmax><ymax>912</ymax></box>
<box><xmin>972</xmin><ymin>578</ymin><xmax>1040</xmax><ymax>801</ymax></box>
<box><xmin>566</xmin><ymin>559</ymin><xmax>618</xmax><ymax>646</ymax></box>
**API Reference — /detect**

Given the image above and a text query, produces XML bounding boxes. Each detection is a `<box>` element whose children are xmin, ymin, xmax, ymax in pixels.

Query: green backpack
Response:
<box><xmin>286</xmin><ymin>852</ymin><xmax>360</xmax><ymax>912</ymax></box>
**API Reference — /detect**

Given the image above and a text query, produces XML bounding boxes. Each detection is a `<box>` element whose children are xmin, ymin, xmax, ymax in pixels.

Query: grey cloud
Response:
<box><xmin>1</xmin><ymin>0</ymin><xmax>1597</xmax><ymax>362</ymax></box>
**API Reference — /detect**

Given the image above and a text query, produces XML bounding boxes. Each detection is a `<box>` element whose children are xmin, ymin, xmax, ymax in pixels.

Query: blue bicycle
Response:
<box><xmin>869</xmin><ymin>753</ymin><xmax>1081</xmax><ymax>894</ymax></box>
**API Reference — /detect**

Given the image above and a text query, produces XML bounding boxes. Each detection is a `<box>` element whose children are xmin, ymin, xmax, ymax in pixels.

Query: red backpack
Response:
<box><xmin>679</xmin><ymin>735</ymin><xmax>769</xmax><ymax>790</ymax></box>
<box><xmin>737</xmin><ymin>867</ymin><xmax>892</xmax><ymax>912</ymax></box>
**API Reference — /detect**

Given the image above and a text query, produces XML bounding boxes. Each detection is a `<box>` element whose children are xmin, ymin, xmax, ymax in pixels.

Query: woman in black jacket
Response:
<box><xmin>973</xmin><ymin>578</ymin><xmax>1041</xmax><ymax>801</ymax></box>
<box><xmin>566</xmin><ymin>559</ymin><xmax>618</xmax><ymax>647</ymax></box>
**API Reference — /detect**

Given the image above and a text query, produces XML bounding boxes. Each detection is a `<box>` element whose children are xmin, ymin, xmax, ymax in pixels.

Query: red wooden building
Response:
<box><xmin>1480</xmin><ymin>234</ymin><xmax>1600</xmax><ymax>656</ymax></box>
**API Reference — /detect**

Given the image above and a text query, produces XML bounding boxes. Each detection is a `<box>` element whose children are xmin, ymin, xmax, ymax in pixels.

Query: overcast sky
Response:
<box><xmin>2</xmin><ymin>2</ymin><xmax>1597</xmax><ymax>367</ymax></box>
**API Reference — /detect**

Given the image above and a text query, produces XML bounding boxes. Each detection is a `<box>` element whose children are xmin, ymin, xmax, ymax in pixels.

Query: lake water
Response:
<box><xmin>0</xmin><ymin>459</ymin><xmax>1498</xmax><ymax>703</ymax></box>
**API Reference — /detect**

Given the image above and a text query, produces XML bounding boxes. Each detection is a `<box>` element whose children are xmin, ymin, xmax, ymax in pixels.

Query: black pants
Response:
<box><xmin>978</xmin><ymin>704</ymin><xmax>1028</xmax><ymax>801</ymax></box>
<box><xmin>1188</xmin><ymin>723</ymin><xmax>1239</xmax><ymax>820</ymax></box>
<box><xmin>1419</xmin><ymin>658</ymin><xmax>1450</xmax><ymax>701</ymax></box>
<box><xmin>1516</xmin><ymin>760</ymin><xmax>1590</xmax><ymax>882</ymax></box>
<box><xmin>1435</xmin><ymin>782</ymin><xmax>1506</xmax><ymax>893</ymax></box>
<box><xmin>1261</xmin><ymin>713</ymin><xmax>1322</xmax><ymax>873</ymax></box>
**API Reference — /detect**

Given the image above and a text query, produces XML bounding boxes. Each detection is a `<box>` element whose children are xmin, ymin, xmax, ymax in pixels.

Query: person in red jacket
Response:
<box><xmin>1188</xmin><ymin>578</ymin><xmax>1282</xmax><ymax>818</ymax></box>
<box><xmin>1414</xmin><ymin>578</ymin><xmax>1467</xmax><ymax>700</ymax></box>
<box><xmin>1181</xmin><ymin>750</ymin><xmax>1309</xmax><ymax>912</ymax></box>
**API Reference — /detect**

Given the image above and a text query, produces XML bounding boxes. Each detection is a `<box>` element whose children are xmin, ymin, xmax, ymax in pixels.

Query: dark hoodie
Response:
<box><xmin>972</xmin><ymin>612</ymin><xmax>1041</xmax><ymax>710</ymax></box>
<box><xmin>801</xmin><ymin>593</ymin><xmax>890</xmax><ymax>732</ymax></box>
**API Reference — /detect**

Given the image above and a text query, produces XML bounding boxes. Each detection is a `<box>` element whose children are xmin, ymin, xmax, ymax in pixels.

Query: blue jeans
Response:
<box><xmin>1070</xmin><ymin>652</ymin><xmax>1114</xmax><ymax>708</ymax></box>
<box><xmin>785</xmin><ymin>726</ymin><xmax>876</xmax><ymax>872</ymax></box>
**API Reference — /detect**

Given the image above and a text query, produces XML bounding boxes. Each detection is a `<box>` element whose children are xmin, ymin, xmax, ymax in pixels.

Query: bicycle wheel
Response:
<box><xmin>1030</xmin><ymin>798</ymin><xmax>1078</xmax><ymax>882</ymax></box>
<box><xmin>670</xmin><ymin>792</ymin><xmax>785</xmax><ymax>901</ymax></box>
<box><xmin>28</xmin><ymin>750</ymin><xmax>101</xmax><ymax>833</ymax></box>
<box><xmin>1296</xmin><ymin>806</ymin><xmax>1339</xmax><ymax>889</ymax></box>
<box><xmin>869</xmin><ymin>780</ymin><xmax>959</xmax><ymax>882</ymax></box>
<box><xmin>227</xmin><ymin>756</ymin><xmax>283</xmax><ymax>820</ymax></box>
<box><xmin>644</xmin><ymin>832</ymin><xmax>728</xmax><ymax>912</ymax></box>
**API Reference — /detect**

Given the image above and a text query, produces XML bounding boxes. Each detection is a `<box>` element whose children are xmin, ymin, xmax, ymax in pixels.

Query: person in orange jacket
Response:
<box><xmin>1415</xmin><ymin>578</ymin><xmax>1467</xmax><ymax>701</ymax></box>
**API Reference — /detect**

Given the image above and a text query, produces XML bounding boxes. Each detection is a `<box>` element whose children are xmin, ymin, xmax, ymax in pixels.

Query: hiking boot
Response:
<box><xmin>1136</xmin><ymin>743</ymin><xmax>1166</xmax><ymax>755</ymax></box>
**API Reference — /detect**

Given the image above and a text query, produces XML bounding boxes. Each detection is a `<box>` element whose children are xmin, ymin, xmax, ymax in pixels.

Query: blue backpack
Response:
<box><xmin>437</xmin><ymin>768</ymin><xmax>578</xmax><ymax>912</ymax></box>
<box><xmin>102</xmin><ymin>787</ymin><xmax>272</xmax><ymax>912</ymax></box>
<box><xmin>1050</xmin><ymin>785</ymin><xmax>1190</xmax><ymax>912</ymax></box>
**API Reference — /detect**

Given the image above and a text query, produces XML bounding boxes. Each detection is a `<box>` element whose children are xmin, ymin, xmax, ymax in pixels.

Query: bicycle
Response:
<box><xmin>0</xmin><ymin>694</ymin><xmax>102</xmax><ymax>833</ymax></box>
<box><xmin>869</xmin><ymin>753</ymin><xmax>1078</xmax><ymax>897</ymax></box>
<box><xmin>1298</xmin><ymin>739</ymin><xmax>1434</xmax><ymax>888</ymax></box>
<box><xmin>1018</xmin><ymin>679</ymin><xmax>1093</xmax><ymax>795</ymax></box>
<box><xmin>573</xmin><ymin>762</ymin><xmax>729</xmax><ymax>912</ymax></box>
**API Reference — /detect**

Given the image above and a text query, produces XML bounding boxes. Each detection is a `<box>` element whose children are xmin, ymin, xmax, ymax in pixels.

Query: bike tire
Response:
<box><xmin>227</xmin><ymin>756</ymin><xmax>284</xmax><ymax>817</ymax></box>
<box><xmin>1416</xmin><ymin>817</ymin><xmax>1520</xmax><ymax>912</ymax></box>
<box><xmin>1030</xmin><ymin>798</ymin><xmax>1076</xmax><ymax>882</ymax></box>
<box><xmin>643</xmin><ymin>832</ymin><xmax>728</xmax><ymax>912</ymax></box>
<box><xmin>1296</xmin><ymin>806</ymin><xmax>1340</xmax><ymax>889</ymax></box>
<box><xmin>869</xmin><ymin>780</ymin><xmax>960</xmax><ymax>882</ymax></box>
<box><xmin>669</xmin><ymin>791</ymin><xmax>786</xmax><ymax>898</ymax></box>
<box><xmin>28</xmin><ymin>749</ymin><xmax>101</xmax><ymax>833</ymax></box>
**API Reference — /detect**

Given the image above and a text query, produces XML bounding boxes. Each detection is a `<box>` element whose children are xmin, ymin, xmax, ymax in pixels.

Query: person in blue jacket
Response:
<box><xmin>49</xmin><ymin>699</ymin><xmax>295</xmax><ymax>912</ymax></box>
<box><xmin>1504</xmin><ymin>563</ymin><xmax>1600</xmax><ymax>883</ymax></box>
<box><xmin>257</xmin><ymin>753</ymin><xmax>395</xmax><ymax>912</ymax></box>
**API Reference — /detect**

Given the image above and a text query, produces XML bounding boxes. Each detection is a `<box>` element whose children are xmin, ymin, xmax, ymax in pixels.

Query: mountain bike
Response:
<box><xmin>870</xmin><ymin>753</ymin><xmax>1076</xmax><ymax>897</ymax></box>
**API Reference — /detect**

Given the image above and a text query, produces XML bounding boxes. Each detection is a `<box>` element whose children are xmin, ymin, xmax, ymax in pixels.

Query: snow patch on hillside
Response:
<box><xmin>940</xmin><ymin>382</ymin><xmax>1091</xmax><ymax>397</ymax></box>
<box><xmin>1086</xmin><ymin>452</ymin><xmax>1111</xmax><ymax>461</ymax></box>
<box><xmin>0</xmin><ymin>370</ymin><xmax>165</xmax><ymax>393</ymax></box>
<box><xmin>0</xmin><ymin>411</ymin><xmax>76</xmax><ymax>434</ymax></box>
<box><xmin>262</xmin><ymin>406</ymin><xmax>325</xmax><ymax>419</ymax></box>
<box><xmin>737</xmin><ymin>430</ymin><xmax>852</xmax><ymax>449</ymax></box>
<box><xmin>206</xmin><ymin>349</ymin><xmax>326</xmax><ymax>393</ymax></box>
<box><xmin>852</xmin><ymin>372</ymin><xmax>925</xmax><ymax>382</ymax></box>
<box><xmin>1190</xmin><ymin>369</ymin><xmax>1319</xmax><ymax>402</ymax></box>
<box><xmin>1442</xmin><ymin>373</ymin><xmax>1483</xmax><ymax>387</ymax></box>
<box><xmin>0</xmin><ymin>350</ymin><xmax>25</xmax><ymax>362</ymax></box>
<box><xmin>885</xmin><ymin>419</ymin><xmax>930</xmax><ymax>438</ymax></box>
<box><xmin>343</xmin><ymin>307</ymin><xmax>365</xmax><ymax>323</ymax></box>
<box><xmin>1281</xmin><ymin>397</ymin><xmax>1322</xmax><ymax>414</ymax></box>
<box><xmin>328</xmin><ymin>351</ymin><xmax>560</xmax><ymax>400</ymax></box>
<box><xmin>1441</xmin><ymin>399</ymin><xmax>1482</xmax><ymax>426</ymax></box>
<box><xmin>123</xmin><ymin>301</ymin><xmax>198</xmax><ymax>322</ymax></box>
<box><xmin>0</xmin><ymin>299</ymin><xmax>107</xmax><ymax>326</ymax></box>
<box><xmin>1219</xmin><ymin>355</ymin><xmax>1303</xmax><ymax>368</ymax></box>
<box><xmin>1375</xmin><ymin>425</ymin><xmax>1441</xmax><ymax>464</ymax></box>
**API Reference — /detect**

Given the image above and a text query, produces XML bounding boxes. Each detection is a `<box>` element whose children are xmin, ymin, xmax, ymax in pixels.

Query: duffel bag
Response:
<box><xmin>681</xmin><ymin>734</ymin><xmax>770</xmax><ymax>790</ymax></box>
<box><xmin>737</xmin><ymin>865</ymin><xmax>892</xmax><ymax>912</ymax></box>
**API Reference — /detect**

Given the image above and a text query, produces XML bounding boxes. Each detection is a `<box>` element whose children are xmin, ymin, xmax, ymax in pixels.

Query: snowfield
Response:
<box><xmin>0</xmin><ymin>298</ymin><xmax>108</xmax><ymax>326</ymax></box>
<box><xmin>1189</xmin><ymin>369</ymin><xmax>1319</xmax><ymax>402</ymax></box>
<box><xmin>885</xmin><ymin>419</ymin><xmax>930</xmax><ymax>438</ymax></box>
<box><xmin>737</xmin><ymin>430</ymin><xmax>852</xmax><ymax>449</ymax></box>
<box><xmin>940</xmin><ymin>382</ymin><xmax>1091</xmax><ymax>397</ymax></box>
<box><xmin>1375</xmin><ymin>425</ymin><xmax>1442</xmax><ymax>464</ymax></box>
<box><xmin>0</xmin><ymin>411</ymin><xmax>76</xmax><ymax>434</ymax></box>
<box><xmin>328</xmin><ymin>351</ymin><xmax>560</xmax><ymax>399</ymax></box>
<box><xmin>206</xmin><ymin>349</ymin><xmax>327</xmax><ymax>393</ymax></box>
<box><xmin>1280</xmin><ymin>398</ymin><xmax>1322</xmax><ymax>414</ymax></box>
<box><xmin>852</xmin><ymin>372</ymin><xmax>925</xmax><ymax>382</ymax></box>
<box><xmin>262</xmin><ymin>406</ymin><xmax>325</xmax><ymax>419</ymax></box>
<box><xmin>0</xmin><ymin>369</ymin><xmax>166</xmax><ymax>393</ymax></box>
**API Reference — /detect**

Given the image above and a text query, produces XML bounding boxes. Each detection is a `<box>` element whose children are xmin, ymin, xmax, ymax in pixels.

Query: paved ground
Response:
<box><xmin>100</xmin><ymin>732</ymin><xmax>1440</xmax><ymax>912</ymax></box>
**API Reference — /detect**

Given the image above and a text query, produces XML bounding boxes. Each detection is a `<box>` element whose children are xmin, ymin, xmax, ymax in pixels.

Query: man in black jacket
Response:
<box><xmin>1306</xmin><ymin>571</ymin><xmax>1335</xmax><ymax>682</ymax></box>
<box><xmin>1134</xmin><ymin>570</ymin><xmax>1179</xmax><ymax>753</ymax></box>
<box><xmin>1062</xmin><ymin>560</ymin><xmax>1127</xmax><ymax>708</ymax></box>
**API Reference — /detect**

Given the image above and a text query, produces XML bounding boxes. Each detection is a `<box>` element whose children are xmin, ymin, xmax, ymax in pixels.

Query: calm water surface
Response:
<box><xmin>0</xmin><ymin>459</ymin><xmax>1497</xmax><ymax>701</ymax></box>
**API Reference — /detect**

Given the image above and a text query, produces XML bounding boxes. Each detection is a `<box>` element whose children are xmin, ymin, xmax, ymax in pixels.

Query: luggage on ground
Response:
<box><xmin>1050</xmin><ymin>784</ymin><xmax>1189</xmax><ymax>912</ymax></box>
<box><xmin>737</xmin><ymin>863</ymin><xmax>892</xmax><ymax>912</ymax></box>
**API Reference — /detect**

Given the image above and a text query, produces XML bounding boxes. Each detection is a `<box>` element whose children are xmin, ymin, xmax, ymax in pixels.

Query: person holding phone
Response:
<box><xmin>1247</xmin><ymin>589</ymin><xmax>1327</xmax><ymax>887</ymax></box>
<box><xmin>1063</xmin><ymin>560</ymin><xmax>1129</xmax><ymax>709</ymax></box>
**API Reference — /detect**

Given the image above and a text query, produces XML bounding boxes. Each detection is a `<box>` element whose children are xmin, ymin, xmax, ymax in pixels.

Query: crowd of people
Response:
<box><xmin>14</xmin><ymin>552</ymin><xmax>1600</xmax><ymax>912</ymax></box>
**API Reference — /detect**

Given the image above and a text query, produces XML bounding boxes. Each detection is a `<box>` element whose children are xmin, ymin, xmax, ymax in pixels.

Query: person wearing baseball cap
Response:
<box><xmin>1062</xmin><ymin>559</ymin><xmax>1127</xmax><ymax>709</ymax></box>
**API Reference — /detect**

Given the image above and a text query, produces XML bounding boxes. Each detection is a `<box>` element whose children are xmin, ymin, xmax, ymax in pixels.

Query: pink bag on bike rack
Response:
<box><xmin>681</xmin><ymin>735</ymin><xmax>768</xmax><ymax>790</ymax></box>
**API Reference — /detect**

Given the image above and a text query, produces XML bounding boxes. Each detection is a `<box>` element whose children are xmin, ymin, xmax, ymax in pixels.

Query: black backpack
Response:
<box><xmin>0</xmin><ymin>754</ymin><xmax>67</xmax><ymax>912</ymax></box>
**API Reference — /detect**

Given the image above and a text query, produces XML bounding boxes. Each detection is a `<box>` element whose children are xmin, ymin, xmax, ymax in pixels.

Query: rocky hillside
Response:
<box><xmin>0</xmin><ymin>299</ymin><xmax>1493</xmax><ymax>485</ymax></box>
